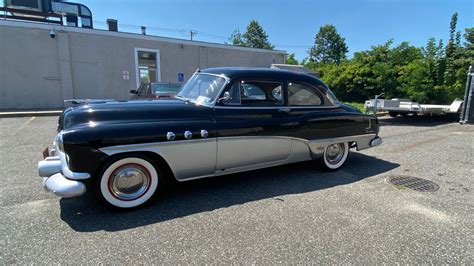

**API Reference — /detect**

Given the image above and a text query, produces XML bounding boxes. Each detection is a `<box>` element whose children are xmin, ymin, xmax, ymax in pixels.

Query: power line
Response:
<box><xmin>92</xmin><ymin>20</ymin><xmax>312</xmax><ymax>48</ymax></box>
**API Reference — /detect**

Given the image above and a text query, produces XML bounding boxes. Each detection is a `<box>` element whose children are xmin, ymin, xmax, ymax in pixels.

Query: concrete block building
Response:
<box><xmin>0</xmin><ymin>20</ymin><xmax>286</xmax><ymax>109</ymax></box>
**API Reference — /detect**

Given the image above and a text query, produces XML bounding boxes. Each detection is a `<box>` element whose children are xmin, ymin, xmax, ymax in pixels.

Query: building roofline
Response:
<box><xmin>0</xmin><ymin>20</ymin><xmax>287</xmax><ymax>55</ymax></box>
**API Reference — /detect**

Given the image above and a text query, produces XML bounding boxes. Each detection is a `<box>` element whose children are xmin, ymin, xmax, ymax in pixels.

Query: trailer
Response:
<box><xmin>364</xmin><ymin>98</ymin><xmax>463</xmax><ymax>117</ymax></box>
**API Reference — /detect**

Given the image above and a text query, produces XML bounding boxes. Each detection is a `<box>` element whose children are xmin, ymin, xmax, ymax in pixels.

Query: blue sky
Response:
<box><xmin>81</xmin><ymin>0</ymin><xmax>473</xmax><ymax>60</ymax></box>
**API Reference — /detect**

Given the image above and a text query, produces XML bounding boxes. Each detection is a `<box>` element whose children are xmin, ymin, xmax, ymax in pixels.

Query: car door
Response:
<box><xmin>213</xmin><ymin>79</ymin><xmax>293</xmax><ymax>174</ymax></box>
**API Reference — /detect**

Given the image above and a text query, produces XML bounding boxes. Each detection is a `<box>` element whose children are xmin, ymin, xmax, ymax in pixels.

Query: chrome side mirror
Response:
<box><xmin>218</xmin><ymin>91</ymin><xmax>231</xmax><ymax>102</ymax></box>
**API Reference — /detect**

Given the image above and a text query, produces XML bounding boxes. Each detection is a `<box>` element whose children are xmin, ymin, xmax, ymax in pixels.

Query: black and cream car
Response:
<box><xmin>38</xmin><ymin>67</ymin><xmax>382</xmax><ymax>209</ymax></box>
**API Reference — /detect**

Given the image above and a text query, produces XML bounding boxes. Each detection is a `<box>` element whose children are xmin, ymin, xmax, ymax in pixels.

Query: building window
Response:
<box><xmin>134</xmin><ymin>48</ymin><xmax>161</xmax><ymax>87</ymax></box>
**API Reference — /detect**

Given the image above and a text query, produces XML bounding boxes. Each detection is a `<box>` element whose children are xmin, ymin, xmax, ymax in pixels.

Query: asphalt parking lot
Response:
<box><xmin>0</xmin><ymin>115</ymin><xmax>473</xmax><ymax>264</ymax></box>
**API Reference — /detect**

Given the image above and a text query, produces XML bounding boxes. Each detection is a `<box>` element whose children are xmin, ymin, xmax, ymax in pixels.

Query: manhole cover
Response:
<box><xmin>387</xmin><ymin>176</ymin><xmax>439</xmax><ymax>192</ymax></box>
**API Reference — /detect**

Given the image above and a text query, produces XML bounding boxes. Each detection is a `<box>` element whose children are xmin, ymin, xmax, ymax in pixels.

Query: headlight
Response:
<box><xmin>56</xmin><ymin>132</ymin><xmax>64</xmax><ymax>152</ymax></box>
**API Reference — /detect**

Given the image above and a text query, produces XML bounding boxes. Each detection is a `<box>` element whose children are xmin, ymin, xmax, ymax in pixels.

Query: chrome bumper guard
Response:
<box><xmin>42</xmin><ymin>173</ymin><xmax>86</xmax><ymax>198</ymax></box>
<box><xmin>38</xmin><ymin>147</ymin><xmax>89</xmax><ymax>198</ymax></box>
<box><xmin>370</xmin><ymin>136</ymin><xmax>382</xmax><ymax>147</ymax></box>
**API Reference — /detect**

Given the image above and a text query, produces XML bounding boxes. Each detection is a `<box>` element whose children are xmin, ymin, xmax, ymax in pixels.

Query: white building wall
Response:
<box><xmin>0</xmin><ymin>20</ymin><xmax>286</xmax><ymax>110</ymax></box>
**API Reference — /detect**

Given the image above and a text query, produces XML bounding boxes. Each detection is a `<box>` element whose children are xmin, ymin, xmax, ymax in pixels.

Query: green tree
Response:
<box><xmin>242</xmin><ymin>20</ymin><xmax>274</xmax><ymax>49</ymax></box>
<box><xmin>228</xmin><ymin>29</ymin><xmax>245</xmax><ymax>46</ymax></box>
<box><xmin>435</xmin><ymin>39</ymin><xmax>446</xmax><ymax>86</ymax></box>
<box><xmin>303</xmin><ymin>13</ymin><xmax>471</xmax><ymax>104</ymax></box>
<box><xmin>445</xmin><ymin>12</ymin><xmax>458</xmax><ymax>85</ymax></box>
<box><xmin>464</xmin><ymin>28</ymin><xmax>474</xmax><ymax>47</ymax></box>
<box><xmin>285</xmin><ymin>53</ymin><xmax>299</xmax><ymax>65</ymax></box>
<box><xmin>309</xmin><ymin>25</ymin><xmax>348</xmax><ymax>65</ymax></box>
<box><xmin>228</xmin><ymin>20</ymin><xmax>274</xmax><ymax>49</ymax></box>
<box><xmin>423</xmin><ymin>38</ymin><xmax>438</xmax><ymax>84</ymax></box>
<box><xmin>464</xmin><ymin>28</ymin><xmax>474</xmax><ymax>66</ymax></box>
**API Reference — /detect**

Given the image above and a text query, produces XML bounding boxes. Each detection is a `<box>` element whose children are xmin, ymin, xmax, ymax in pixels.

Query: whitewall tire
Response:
<box><xmin>321</xmin><ymin>142</ymin><xmax>349</xmax><ymax>170</ymax></box>
<box><xmin>97</xmin><ymin>156</ymin><xmax>160</xmax><ymax>209</ymax></box>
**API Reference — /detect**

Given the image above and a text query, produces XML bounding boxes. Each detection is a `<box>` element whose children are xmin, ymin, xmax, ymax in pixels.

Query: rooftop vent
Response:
<box><xmin>107</xmin><ymin>18</ymin><xmax>118</xmax><ymax>32</ymax></box>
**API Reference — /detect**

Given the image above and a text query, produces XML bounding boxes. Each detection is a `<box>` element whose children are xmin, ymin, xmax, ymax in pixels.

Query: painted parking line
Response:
<box><xmin>14</xmin><ymin>116</ymin><xmax>36</xmax><ymax>135</ymax></box>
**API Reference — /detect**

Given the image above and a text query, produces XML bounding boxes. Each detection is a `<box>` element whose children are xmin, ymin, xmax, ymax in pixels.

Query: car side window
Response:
<box><xmin>223</xmin><ymin>82</ymin><xmax>241</xmax><ymax>105</ymax></box>
<box><xmin>223</xmin><ymin>80</ymin><xmax>283</xmax><ymax>106</ymax></box>
<box><xmin>288</xmin><ymin>82</ymin><xmax>323</xmax><ymax>106</ymax></box>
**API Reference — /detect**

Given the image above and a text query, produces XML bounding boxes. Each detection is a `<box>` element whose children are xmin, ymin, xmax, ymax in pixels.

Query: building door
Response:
<box><xmin>134</xmin><ymin>48</ymin><xmax>161</xmax><ymax>87</ymax></box>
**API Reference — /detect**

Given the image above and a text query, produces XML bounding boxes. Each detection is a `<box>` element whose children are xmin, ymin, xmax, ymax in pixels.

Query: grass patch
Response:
<box><xmin>342</xmin><ymin>102</ymin><xmax>365</xmax><ymax>113</ymax></box>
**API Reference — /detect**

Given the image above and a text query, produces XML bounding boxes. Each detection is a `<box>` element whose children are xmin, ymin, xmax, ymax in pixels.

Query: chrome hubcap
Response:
<box><xmin>325</xmin><ymin>143</ymin><xmax>345</xmax><ymax>165</ymax></box>
<box><xmin>109</xmin><ymin>164</ymin><xmax>150</xmax><ymax>201</ymax></box>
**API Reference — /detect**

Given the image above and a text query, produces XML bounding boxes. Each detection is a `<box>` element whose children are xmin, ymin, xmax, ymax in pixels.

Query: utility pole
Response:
<box><xmin>190</xmin><ymin>30</ymin><xmax>197</xmax><ymax>41</ymax></box>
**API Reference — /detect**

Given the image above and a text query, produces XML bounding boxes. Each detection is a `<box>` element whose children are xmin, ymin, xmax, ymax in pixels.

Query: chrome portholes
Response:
<box><xmin>325</xmin><ymin>143</ymin><xmax>345</xmax><ymax>164</ymax></box>
<box><xmin>200</xmin><ymin>130</ymin><xmax>209</xmax><ymax>138</ymax></box>
<box><xmin>108</xmin><ymin>164</ymin><xmax>151</xmax><ymax>201</ymax></box>
<box><xmin>184</xmin><ymin>131</ymin><xmax>193</xmax><ymax>140</ymax></box>
<box><xmin>166</xmin><ymin>132</ymin><xmax>176</xmax><ymax>141</ymax></box>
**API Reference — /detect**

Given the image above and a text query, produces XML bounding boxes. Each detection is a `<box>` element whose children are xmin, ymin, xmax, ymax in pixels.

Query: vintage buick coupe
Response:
<box><xmin>38</xmin><ymin>67</ymin><xmax>382</xmax><ymax>209</ymax></box>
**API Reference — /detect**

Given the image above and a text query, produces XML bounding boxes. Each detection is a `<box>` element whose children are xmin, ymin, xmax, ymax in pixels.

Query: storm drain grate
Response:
<box><xmin>387</xmin><ymin>176</ymin><xmax>439</xmax><ymax>192</ymax></box>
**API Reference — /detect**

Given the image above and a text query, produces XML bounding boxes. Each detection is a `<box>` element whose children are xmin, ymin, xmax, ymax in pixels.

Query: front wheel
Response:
<box><xmin>95</xmin><ymin>155</ymin><xmax>163</xmax><ymax>209</ymax></box>
<box><xmin>320</xmin><ymin>142</ymin><xmax>349</xmax><ymax>171</ymax></box>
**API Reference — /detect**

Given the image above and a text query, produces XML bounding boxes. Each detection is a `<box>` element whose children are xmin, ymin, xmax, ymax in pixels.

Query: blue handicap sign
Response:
<box><xmin>178</xmin><ymin>73</ymin><xmax>185</xmax><ymax>82</ymax></box>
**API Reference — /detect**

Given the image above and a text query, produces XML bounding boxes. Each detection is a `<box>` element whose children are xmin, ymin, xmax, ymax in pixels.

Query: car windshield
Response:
<box><xmin>151</xmin><ymin>84</ymin><xmax>181</xmax><ymax>95</ymax></box>
<box><xmin>176</xmin><ymin>74</ymin><xmax>227</xmax><ymax>105</ymax></box>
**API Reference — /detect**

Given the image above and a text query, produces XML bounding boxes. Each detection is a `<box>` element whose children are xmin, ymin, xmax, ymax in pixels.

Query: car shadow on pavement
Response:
<box><xmin>59</xmin><ymin>152</ymin><xmax>399</xmax><ymax>232</ymax></box>
<box><xmin>378</xmin><ymin>115</ymin><xmax>458</xmax><ymax>127</ymax></box>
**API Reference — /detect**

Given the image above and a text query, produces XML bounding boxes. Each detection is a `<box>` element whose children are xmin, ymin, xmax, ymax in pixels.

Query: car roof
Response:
<box><xmin>200</xmin><ymin>67</ymin><xmax>326</xmax><ymax>87</ymax></box>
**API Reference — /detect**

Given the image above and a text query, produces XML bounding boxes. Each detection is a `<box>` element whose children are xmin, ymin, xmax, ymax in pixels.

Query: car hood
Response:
<box><xmin>60</xmin><ymin>99</ymin><xmax>212</xmax><ymax>131</ymax></box>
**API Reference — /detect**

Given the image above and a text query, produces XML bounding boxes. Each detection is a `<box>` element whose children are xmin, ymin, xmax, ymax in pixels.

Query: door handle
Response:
<box><xmin>278</xmin><ymin>107</ymin><xmax>291</xmax><ymax>113</ymax></box>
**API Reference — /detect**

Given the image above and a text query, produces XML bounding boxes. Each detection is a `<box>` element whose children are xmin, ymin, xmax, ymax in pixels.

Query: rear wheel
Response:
<box><xmin>320</xmin><ymin>142</ymin><xmax>349</xmax><ymax>171</ymax></box>
<box><xmin>95</xmin><ymin>154</ymin><xmax>163</xmax><ymax>209</ymax></box>
<box><xmin>388</xmin><ymin>111</ymin><xmax>398</xmax><ymax>118</ymax></box>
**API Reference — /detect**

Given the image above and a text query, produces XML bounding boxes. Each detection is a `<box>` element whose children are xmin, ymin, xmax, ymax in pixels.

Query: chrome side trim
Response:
<box><xmin>213</xmin><ymin>105</ymin><xmax>341</xmax><ymax>110</ymax></box>
<box><xmin>43</xmin><ymin>173</ymin><xmax>86</xmax><ymax>198</ymax></box>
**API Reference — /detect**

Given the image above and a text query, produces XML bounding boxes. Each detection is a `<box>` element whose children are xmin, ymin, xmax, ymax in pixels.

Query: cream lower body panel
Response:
<box><xmin>100</xmin><ymin>139</ymin><xmax>218</xmax><ymax>181</ymax></box>
<box><xmin>99</xmin><ymin>134</ymin><xmax>380</xmax><ymax>182</ymax></box>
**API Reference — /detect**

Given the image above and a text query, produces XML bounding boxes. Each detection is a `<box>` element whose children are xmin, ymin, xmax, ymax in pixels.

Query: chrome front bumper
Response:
<box><xmin>38</xmin><ymin>147</ymin><xmax>90</xmax><ymax>198</ymax></box>
<box><xmin>42</xmin><ymin>173</ymin><xmax>86</xmax><ymax>198</ymax></box>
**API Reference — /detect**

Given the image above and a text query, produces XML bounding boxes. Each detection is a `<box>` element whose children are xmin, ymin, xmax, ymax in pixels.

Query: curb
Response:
<box><xmin>0</xmin><ymin>110</ymin><xmax>62</xmax><ymax>118</ymax></box>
